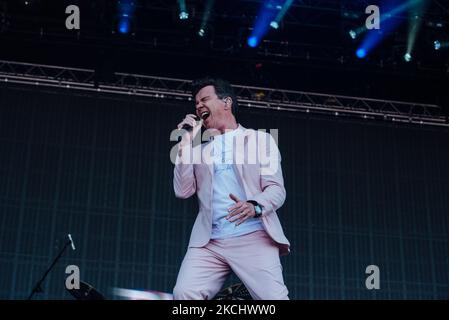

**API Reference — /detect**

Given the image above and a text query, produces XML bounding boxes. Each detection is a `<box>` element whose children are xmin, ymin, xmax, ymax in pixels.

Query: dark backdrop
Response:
<box><xmin>1</xmin><ymin>83</ymin><xmax>448</xmax><ymax>299</ymax></box>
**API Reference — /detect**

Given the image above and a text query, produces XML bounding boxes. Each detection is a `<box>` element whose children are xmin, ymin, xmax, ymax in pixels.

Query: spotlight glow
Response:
<box><xmin>404</xmin><ymin>53</ymin><xmax>412</xmax><ymax>62</ymax></box>
<box><xmin>250</xmin><ymin>0</ymin><xmax>293</xmax><ymax>46</ymax></box>
<box><xmin>179</xmin><ymin>11</ymin><xmax>189</xmax><ymax>20</ymax></box>
<box><xmin>406</xmin><ymin>0</ymin><xmax>427</xmax><ymax>65</ymax></box>
<box><xmin>199</xmin><ymin>0</ymin><xmax>214</xmax><ymax>39</ymax></box>
<box><xmin>355</xmin><ymin>0</ymin><xmax>422</xmax><ymax>58</ymax></box>
<box><xmin>356</xmin><ymin>48</ymin><xmax>366</xmax><ymax>58</ymax></box>
<box><xmin>247</xmin><ymin>36</ymin><xmax>258</xmax><ymax>48</ymax></box>
<box><xmin>270</xmin><ymin>21</ymin><xmax>279</xmax><ymax>29</ymax></box>
<box><xmin>349</xmin><ymin>29</ymin><xmax>357</xmax><ymax>39</ymax></box>
<box><xmin>434</xmin><ymin>40</ymin><xmax>441</xmax><ymax>50</ymax></box>
<box><xmin>117</xmin><ymin>0</ymin><xmax>136</xmax><ymax>35</ymax></box>
<box><xmin>178</xmin><ymin>0</ymin><xmax>188</xmax><ymax>20</ymax></box>
<box><xmin>118</xmin><ymin>19</ymin><xmax>130</xmax><ymax>34</ymax></box>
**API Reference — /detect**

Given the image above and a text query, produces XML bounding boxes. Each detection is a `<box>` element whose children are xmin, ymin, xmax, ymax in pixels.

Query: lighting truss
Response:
<box><xmin>0</xmin><ymin>60</ymin><xmax>446</xmax><ymax>127</ymax></box>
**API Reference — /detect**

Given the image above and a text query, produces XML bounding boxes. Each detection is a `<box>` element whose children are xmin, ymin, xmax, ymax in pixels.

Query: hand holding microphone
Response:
<box><xmin>176</xmin><ymin>114</ymin><xmax>202</xmax><ymax>146</ymax></box>
<box><xmin>178</xmin><ymin>114</ymin><xmax>200</xmax><ymax>131</ymax></box>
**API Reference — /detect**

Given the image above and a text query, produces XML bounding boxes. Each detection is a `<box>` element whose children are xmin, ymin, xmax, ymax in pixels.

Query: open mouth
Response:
<box><xmin>200</xmin><ymin>111</ymin><xmax>210</xmax><ymax>121</ymax></box>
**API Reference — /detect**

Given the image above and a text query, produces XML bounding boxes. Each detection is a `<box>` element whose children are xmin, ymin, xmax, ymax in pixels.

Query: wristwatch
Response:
<box><xmin>247</xmin><ymin>200</ymin><xmax>263</xmax><ymax>218</ymax></box>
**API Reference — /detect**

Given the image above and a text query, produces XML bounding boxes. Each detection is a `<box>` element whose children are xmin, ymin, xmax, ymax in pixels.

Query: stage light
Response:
<box><xmin>404</xmin><ymin>53</ymin><xmax>412</xmax><ymax>62</ymax></box>
<box><xmin>406</xmin><ymin>1</ymin><xmax>427</xmax><ymax>65</ymax></box>
<box><xmin>270</xmin><ymin>0</ymin><xmax>293</xmax><ymax>31</ymax></box>
<box><xmin>355</xmin><ymin>0</ymin><xmax>423</xmax><ymax>58</ymax></box>
<box><xmin>117</xmin><ymin>0</ymin><xmax>136</xmax><ymax>35</ymax></box>
<box><xmin>433</xmin><ymin>40</ymin><xmax>449</xmax><ymax>50</ymax></box>
<box><xmin>349</xmin><ymin>29</ymin><xmax>356</xmax><ymax>39</ymax></box>
<box><xmin>247</xmin><ymin>36</ymin><xmax>258</xmax><ymax>48</ymax></box>
<box><xmin>118</xmin><ymin>19</ymin><xmax>130</xmax><ymax>34</ymax></box>
<box><xmin>23</xmin><ymin>0</ymin><xmax>37</xmax><ymax>5</ymax></box>
<box><xmin>199</xmin><ymin>0</ymin><xmax>214</xmax><ymax>37</ymax></box>
<box><xmin>179</xmin><ymin>11</ymin><xmax>189</xmax><ymax>20</ymax></box>
<box><xmin>22</xmin><ymin>0</ymin><xmax>37</xmax><ymax>6</ymax></box>
<box><xmin>356</xmin><ymin>48</ymin><xmax>366</xmax><ymax>58</ymax></box>
<box><xmin>178</xmin><ymin>0</ymin><xmax>188</xmax><ymax>20</ymax></box>
<box><xmin>249</xmin><ymin>0</ymin><xmax>293</xmax><ymax>47</ymax></box>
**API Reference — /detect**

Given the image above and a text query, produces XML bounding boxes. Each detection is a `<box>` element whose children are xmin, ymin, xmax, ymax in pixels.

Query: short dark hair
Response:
<box><xmin>191</xmin><ymin>77</ymin><xmax>239</xmax><ymax>115</ymax></box>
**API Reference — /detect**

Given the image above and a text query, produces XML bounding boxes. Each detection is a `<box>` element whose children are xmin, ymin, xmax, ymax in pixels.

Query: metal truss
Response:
<box><xmin>0</xmin><ymin>60</ymin><xmax>447</xmax><ymax>127</ymax></box>
<box><xmin>0</xmin><ymin>60</ymin><xmax>95</xmax><ymax>88</ymax></box>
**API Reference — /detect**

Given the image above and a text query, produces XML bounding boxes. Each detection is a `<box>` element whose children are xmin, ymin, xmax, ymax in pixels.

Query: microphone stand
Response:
<box><xmin>28</xmin><ymin>234</ymin><xmax>75</xmax><ymax>300</ymax></box>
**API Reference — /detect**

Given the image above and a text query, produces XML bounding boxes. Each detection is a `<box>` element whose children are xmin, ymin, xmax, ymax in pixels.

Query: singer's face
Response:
<box><xmin>195</xmin><ymin>85</ymin><xmax>226</xmax><ymax>130</ymax></box>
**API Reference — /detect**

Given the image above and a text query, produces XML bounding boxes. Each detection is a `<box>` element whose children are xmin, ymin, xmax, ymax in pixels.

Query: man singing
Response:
<box><xmin>172</xmin><ymin>78</ymin><xmax>290</xmax><ymax>300</ymax></box>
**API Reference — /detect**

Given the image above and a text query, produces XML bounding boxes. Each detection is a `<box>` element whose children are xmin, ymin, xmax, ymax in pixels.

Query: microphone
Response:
<box><xmin>68</xmin><ymin>234</ymin><xmax>76</xmax><ymax>251</ymax></box>
<box><xmin>181</xmin><ymin>115</ymin><xmax>201</xmax><ymax>131</ymax></box>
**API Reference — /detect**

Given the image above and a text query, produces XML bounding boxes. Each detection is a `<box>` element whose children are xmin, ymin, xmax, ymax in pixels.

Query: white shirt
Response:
<box><xmin>210</xmin><ymin>126</ymin><xmax>264</xmax><ymax>239</ymax></box>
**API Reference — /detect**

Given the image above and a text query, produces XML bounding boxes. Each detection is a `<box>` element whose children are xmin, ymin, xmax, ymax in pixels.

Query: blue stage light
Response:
<box><xmin>178</xmin><ymin>0</ymin><xmax>189</xmax><ymax>20</ymax></box>
<box><xmin>434</xmin><ymin>40</ymin><xmax>441</xmax><ymax>50</ymax></box>
<box><xmin>270</xmin><ymin>21</ymin><xmax>279</xmax><ymax>29</ymax></box>
<box><xmin>247</xmin><ymin>36</ymin><xmax>258</xmax><ymax>48</ymax></box>
<box><xmin>117</xmin><ymin>0</ymin><xmax>136</xmax><ymax>35</ymax></box>
<box><xmin>249</xmin><ymin>0</ymin><xmax>290</xmax><ymax>48</ymax></box>
<box><xmin>118</xmin><ymin>18</ymin><xmax>130</xmax><ymax>34</ymax></box>
<box><xmin>179</xmin><ymin>11</ymin><xmax>189</xmax><ymax>20</ymax></box>
<box><xmin>349</xmin><ymin>30</ymin><xmax>356</xmax><ymax>39</ymax></box>
<box><xmin>356</xmin><ymin>48</ymin><xmax>366</xmax><ymax>58</ymax></box>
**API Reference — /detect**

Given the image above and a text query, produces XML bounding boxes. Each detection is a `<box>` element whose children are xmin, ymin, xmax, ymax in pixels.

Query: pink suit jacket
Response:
<box><xmin>173</xmin><ymin>125</ymin><xmax>290</xmax><ymax>256</ymax></box>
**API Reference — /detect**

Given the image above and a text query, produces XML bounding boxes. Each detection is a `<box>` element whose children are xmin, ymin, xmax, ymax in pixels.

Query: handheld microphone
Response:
<box><xmin>182</xmin><ymin>116</ymin><xmax>201</xmax><ymax>131</ymax></box>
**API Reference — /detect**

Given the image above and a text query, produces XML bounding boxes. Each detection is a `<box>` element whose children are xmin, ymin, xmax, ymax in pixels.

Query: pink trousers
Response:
<box><xmin>173</xmin><ymin>230</ymin><xmax>289</xmax><ymax>300</ymax></box>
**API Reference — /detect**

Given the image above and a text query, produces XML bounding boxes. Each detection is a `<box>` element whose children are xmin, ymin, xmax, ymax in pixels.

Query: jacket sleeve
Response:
<box><xmin>173</xmin><ymin>143</ymin><xmax>196</xmax><ymax>199</ymax></box>
<box><xmin>250</xmin><ymin>132</ymin><xmax>286</xmax><ymax>216</ymax></box>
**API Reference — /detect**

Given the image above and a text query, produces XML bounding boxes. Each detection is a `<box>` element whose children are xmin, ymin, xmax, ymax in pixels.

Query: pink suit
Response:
<box><xmin>173</xmin><ymin>125</ymin><xmax>290</xmax><ymax>300</ymax></box>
